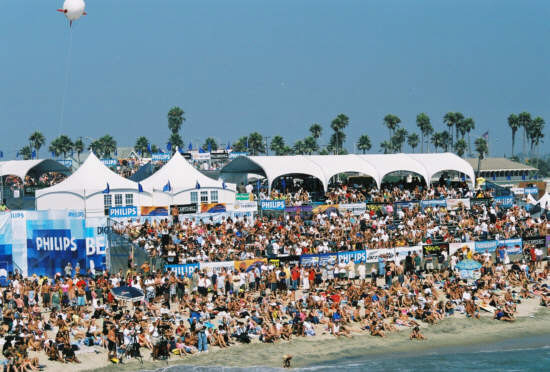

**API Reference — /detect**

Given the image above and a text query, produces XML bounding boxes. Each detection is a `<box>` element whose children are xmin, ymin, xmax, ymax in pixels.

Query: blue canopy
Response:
<box><xmin>111</xmin><ymin>286</ymin><xmax>144</xmax><ymax>302</ymax></box>
<box><xmin>456</xmin><ymin>259</ymin><xmax>482</xmax><ymax>271</ymax></box>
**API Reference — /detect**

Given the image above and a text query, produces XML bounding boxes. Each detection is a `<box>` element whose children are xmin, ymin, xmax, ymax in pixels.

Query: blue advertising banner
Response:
<box><xmin>497</xmin><ymin>238</ymin><xmax>523</xmax><ymax>255</ymax></box>
<box><xmin>318</xmin><ymin>253</ymin><xmax>338</xmax><ymax>267</ymax></box>
<box><xmin>494</xmin><ymin>196</ymin><xmax>514</xmax><ymax>208</ymax></box>
<box><xmin>165</xmin><ymin>263</ymin><xmax>199</xmax><ymax>277</ymax></box>
<box><xmin>475</xmin><ymin>240</ymin><xmax>498</xmax><ymax>253</ymax></box>
<box><xmin>524</xmin><ymin>187</ymin><xmax>538</xmax><ymax>195</ymax></box>
<box><xmin>337</xmin><ymin>250</ymin><xmax>368</xmax><ymax>264</ymax></box>
<box><xmin>109</xmin><ymin>206</ymin><xmax>138</xmax><ymax>218</ymax></box>
<box><xmin>0</xmin><ymin>214</ymin><xmax>13</xmax><ymax>280</ymax></box>
<box><xmin>260</xmin><ymin>200</ymin><xmax>285</xmax><ymax>210</ymax></box>
<box><xmin>300</xmin><ymin>254</ymin><xmax>319</xmax><ymax>266</ymax></box>
<box><xmin>152</xmin><ymin>153</ymin><xmax>171</xmax><ymax>162</ymax></box>
<box><xmin>420</xmin><ymin>199</ymin><xmax>447</xmax><ymax>210</ymax></box>
<box><xmin>101</xmin><ymin>158</ymin><xmax>117</xmax><ymax>167</ymax></box>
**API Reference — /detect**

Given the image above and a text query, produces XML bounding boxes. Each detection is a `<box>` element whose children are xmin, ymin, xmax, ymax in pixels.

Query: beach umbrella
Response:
<box><xmin>57</xmin><ymin>0</ymin><xmax>87</xmax><ymax>27</ymax></box>
<box><xmin>456</xmin><ymin>259</ymin><xmax>482</xmax><ymax>271</ymax></box>
<box><xmin>110</xmin><ymin>286</ymin><xmax>144</xmax><ymax>302</ymax></box>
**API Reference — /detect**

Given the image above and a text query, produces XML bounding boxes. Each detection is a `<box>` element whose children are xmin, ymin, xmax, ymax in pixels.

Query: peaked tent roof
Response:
<box><xmin>0</xmin><ymin>159</ymin><xmax>70</xmax><ymax>180</ymax></box>
<box><xmin>36</xmin><ymin>152</ymin><xmax>139</xmax><ymax>198</ymax></box>
<box><xmin>140</xmin><ymin>150</ymin><xmax>235</xmax><ymax>192</ymax></box>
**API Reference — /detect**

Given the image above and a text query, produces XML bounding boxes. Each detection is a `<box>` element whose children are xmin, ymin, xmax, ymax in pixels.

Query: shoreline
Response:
<box><xmin>74</xmin><ymin>300</ymin><xmax>550</xmax><ymax>372</ymax></box>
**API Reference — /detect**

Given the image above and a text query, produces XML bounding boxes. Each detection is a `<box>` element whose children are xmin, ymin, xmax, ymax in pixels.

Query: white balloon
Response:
<box><xmin>57</xmin><ymin>0</ymin><xmax>86</xmax><ymax>26</ymax></box>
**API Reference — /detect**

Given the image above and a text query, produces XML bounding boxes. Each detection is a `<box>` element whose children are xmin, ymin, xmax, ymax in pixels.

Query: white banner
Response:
<box><xmin>232</xmin><ymin>200</ymin><xmax>258</xmax><ymax>212</ymax></box>
<box><xmin>338</xmin><ymin>203</ymin><xmax>366</xmax><ymax>215</ymax></box>
<box><xmin>449</xmin><ymin>241</ymin><xmax>475</xmax><ymax>256</ymax></box>
<box><xmin>446</xmin><ymin>198</ymin><xmax>471</xmax><ymax>210</ymax></box>
<box><xmin>191</xmin><ymin>152</ymin><xmax>211</xmax><ymax>161</ymax></box>
<box><xmin>200</xmin><ymin>261</ymin><xmax>234</xmax><ymax>274</ymax></box>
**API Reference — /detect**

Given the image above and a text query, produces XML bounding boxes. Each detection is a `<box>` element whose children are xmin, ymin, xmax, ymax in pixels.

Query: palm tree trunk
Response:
<box><xmin>421</xmin><ymin>133</ymin><xmax>424</xmax><ymax>152</ymax></box>
<box><xmin>467</xmin><ymin>132</ymin><xmax>471</xmax><ymax>157</ymax></box>
<box><xmin>511</xmin><ymin>133</ymin><xmax>515</xmax><ymax>157</ymax></box>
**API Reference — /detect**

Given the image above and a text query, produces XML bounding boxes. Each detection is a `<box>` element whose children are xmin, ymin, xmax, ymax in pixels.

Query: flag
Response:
<box><xmin>167</xmin><ymin>142</ymin><xmax>172</xmax><ymax>151</ymax></box>
<box><xmin>222</xmin><ymin>181</ymin><xmax>227</xmax><ymax>190</ymax></box>
<box><xmin>31</xmin><ymin>149</ymin><xmax>36</xmax><ymax>159</ymax></box>
<box><xmin>16</xmin><ymin>152</ymin><xmax>19</xmax><ymax>159</ymax></box>
<box><xmin>461</xmin><ymin>174</ymin><xmax>465</xmax><ymax>182</ymax></box>
<box><xmin>114</xmin><ymin>148</ymin><xmax>118</xmax><ymax>156</ymax></box>
<box><xmin>207</xmin><ymin>143</ymin><xmax>212</xmax><ymax>152</ymax></box>
<box><xmin>506</xmin><ymin>174</ymin><xmax>511</xmax><ymax>181</ymax></box>
<box><xmin>188</xmin><ymin>143</ymin><xmax>193</xmax><ymax>151</ymax></box>
<box><xmin>0</xmin><ymin>151</ymin><xmax>3</xmax><ymax>158</ymax></box>
<box><xmin>163</xmin><ymin>181</ymin><xmax>171</xmax><ymax>192</ymax></box>
<box><xmin>102</xmin><ymin>183</ymin><xmax>110</xmax><ymax>194</ymax></box>
<box><xmin>195</xmin><ymin>181</ymin><xmax>201</xmax><ymax>189</ymax></box>
<box><xmin>492</xmin><ymin>174</ymin><xmax>496</xmax><ymax>181</ymax></box>
<box><xmin>138</xmin><ymin>183</ymin><xmax>143</xmax><ymax>193</ymax></box>
<box><xmin>482</xmin><ymin>131</ymin><xmax>489</xmax><ymax>141</ymax></box>
<box><xmin>281</xmin><ymin>179</ymin><xmax>286</xmax><ymax>191</ymax></box>
<box><xmin>51</xmin><ymin>151</ymin><xmax>55</xmax><ymax>158</ymax></box>
<box><xmin>147</xmin><ymin>143</ymin><xmax>152</xmax><ymax>153</ymax></box>
<box><xmin>522</xmin><ymin>173</ymin><xmax>526</xmax><ymax>181</ymax></box>
<box><xmin>199</xmin><ymin>147</ymin><xmax>205</xmax><ymax>153</ymax></box>
<box><xmin>226</xmin><ymin>142</ymin><xmax>231</xmax><ymax>151</ymax></box>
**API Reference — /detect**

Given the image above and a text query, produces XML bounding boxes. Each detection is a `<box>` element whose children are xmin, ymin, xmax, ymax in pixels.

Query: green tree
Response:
<box><xmin>440</xmin><ymin>131</ymin><xmax>452</xmax><ymax>152</ymax></box>
<box><xmin>247</xmin><ymin>132</ymin><xmax>265</xmax><ymax>155</ymax></box>
<box><xmin>454</xmin><ymin>138</ymin><xmax>467</xmax><ymax>157</ymax></box>
<box><xmin>383</xmin><ymin>114</ymin><xmax>401</xmax><ymax>141</ymax></box>
<box><xmin>29</xmin><ymin>131</ymin><xmax>46</xmax><ymax>158</ymax></box>
<box><xmin>135</xmin><ymin>136</ymin><xmax>149</xmax><ymax>156</ymax></box>
<box><xmin>169</xmin><ymin>133</ymin><xmax>184</xmax><ymax>151</ymax></box>
<box><xmin>357</xmin><ymin>134</ymin><xmax>372</xmax><ymax>154</ymax></box>
<box><xmin>474</xmin><ymin>137</ymin><xmax>489</xmax><ymax>174</ymax></box>
<box><xmin>416</xmin><ymin>113</ymin><xmax>433</xmax><ymax>152</ymax></box>
<box><xmin>270</xmin><ymin>136</ymin><xmax>286</xmax><ymax>156</ymax></box>
<box><xmin>431</xmin><ymin>132</ymin><xmax>443</xmax><ymax>152</ymax></box>
<box><xmin>19</xmin><ymin>145</ymin><xmax>33</xmax><ymax>160</ymax></box>
<box><xmin>151</xmin><ymin>144</ymin><xmax>160</xmax><ymax>153</ymax></box>
<box><xmin>443</xmin><ymin>112</ymin><xmax>463</xmax><ymax>147</ymax></box>
<box><xmin>460</xmin><ymin>117</ymin><xmax>475</xmax><ymax>156</ymax></box>
<box><xmin>507</xmin><ymin>113</ymin><xmax>520</xmax><ymax>157</ymax></box>
<box><xmin>309</xmin><ymin>123</ymin><xmax>322</xmax><ymax>139</ymax></box>
<box><xmin>303</xmin><ymin>136</ymin><xmax>319</xmax><ymax>154</ymax></box>
<box><xmin>380</xmin><ymin>140</ymin><xmax>393</xmax><ymax>154</ymax></box>
<box><xmin>391</xmin><ymin>127</ymin><xmax>408</xmax><ymax>152</ymax></box>
<box><xmin>319</xmin><ymin>147</ymin><xmax>330</xmax><ymax>155</ymax></box>
<box><xmin>530</xmin><ymin>117</ymin><xmax>545</xmax><ymax>154</ymax></box>
<box><xmin>328</xmin><ymin>132</ymin><xmax>347</xmax><ymax>154</ymax></box>
<box><xmin>97</xmin><ymin>135</ymin><xmax>116</xmax><ymax>158</ymax></box>
<box><xmin>167</xmin><ymin>106</ymin><xmax>185</xmax><ymax>133</ymax></box>
<box><xmin>50</xmin><ymin>135</ymin><xmax>73</xmax><ymax>158</ymax></box>
<box><xmin>88</xmin><ymin>139</ymin><xmax>102</xmax><ymax>157</ymax></box>
<box><xmin>232</xmin><ymin>136</ymin><xmax>248</xmax><ymax>153</ymax></box>
<box><xmin>202</xmin><ymin>137</ymin><xmax>218</xmax><ymax>151</ymax></box>
<box><xmin>293</xmin><ymin>140</ymin><xmax>306</xmax><ymax>155</ymax></box>
<box><xmin>518</xmin><ymin>111</ymin><xmax>532</xmax><ymax>156</ymax></box>
<box><xmin>407</xmin><ymin>133</ymin><xmax>419</xmax><ymax>152</ymax></box>
<box><xmin>74</xmin><ymin>137</ymin><xmax>84</xmax><ymax>162</ymax></box>
<box><xmin>330</xmin><ymin>113</ymin><xmax>349</xmax><ymax>154</ymax></box>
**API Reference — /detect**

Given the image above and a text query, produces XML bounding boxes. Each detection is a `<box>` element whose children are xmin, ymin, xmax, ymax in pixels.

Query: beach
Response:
<box><xmin>29</xmin><ymin>294</ymin><xmax>549</xmax><ymax>372</ymax></box>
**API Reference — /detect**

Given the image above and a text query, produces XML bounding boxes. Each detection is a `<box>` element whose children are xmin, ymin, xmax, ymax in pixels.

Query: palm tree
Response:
<box><xmin>19</xmin><ymin>145</ymin><xmax>33</xmax><ymax>160</ymax></box>
<box><xmin>303</xmin><ymin>136</ymin><xmax>318</xmax><ymax>154</ymax></box>
<box><xmin>248</xmin><ymin>132</ymin><xmax>265</xmax><ymax>155</ymax></box>
<box><xmin>454</xmin><ymin>138</ymin><xmax>467</xmax><ymax>157</ymax></box>
<box><xmin>309</xmin><ymin>123</ymin><xmax>322</xmax><ymax>139</ymax></box>
<box><xmin>416</xmin><ymin>113</ymin><xmax>432</xmax><ymax>152</ymax></box>
<box><xmin>232</xmin><ymin>137</ymin><xmax>248</xmax><ymax>153</ymax></box>
<box><xmin>50</xmin><ymin>135</ymin><xmax>73</xmax><ymax>158</ymax></box>
<box><xmin>460</xmin><ymin>118</ymin><xmax>475</xmax><ymax>156</ymax></box>
<box><xmin>507</xmin><ymin>114</ymin><xmax>520</xmax><ymax>157</ymax></box>
<box><xmin>167</xmin><ymin>106</ymin><xmax>185</xmax><ymax>133</ymax></box>
<box><xmin>330</xmin><ymin>114</ymin><xmax>350</xmax><ymax>155</ymax></box>
<box><xmin>383</xmin><ymin>114</ymin><xmax>401</xmax><ymax>141</ymax></box>
<box><xmin>357</xmin><ymin>134</ymin><xmax>372</xmax><ymax>154</ymax></box>
<box><xmin>293</xmin><ymin>140</ymin><xmax>306</xmax><ymax>155</ymax></box>
<box><xmin>474</xmin><ymin>137</ymin><xmax>489</xmax><ymax>174</ymax></box>
<box><xmin>135</xmin><ymin>136</ymin><xmax>149</xmax><ymax>155</ymax></box>
<box><xmin>202</xmin><ymin>137</ymin><xmax>218</xmax><ymax>152</ymax></box>
<box><xmin>74</xmin><ymin>137</ymin><xmax>84</xmax><ymax>163</ymax></box>
<box><xmin>169</xmin><ymin>133</ymin><xmax>183</xmax><ymax>151</ymax></box>
<box><xmin>380</xmin><ymin>140</ymin><xmax>393</xmax><ymax>154</ymax></box>
<box><xmin>29</xmin><ymin>131</ymin><xmax>46</xmax><ymax>158</ymax></box>
<box><xmin>530</xmin><ymin>117</ymin><xmax>545</xmax><ymax>154</ymax></box>
<box><xmin>443</xmin><ymin>112</ymin><xmax>464</xmax><ymax>147</ymax></box>
<box><xmin>407</xmin><ymin>133</ymin><xmax>419</xmax><ymax>152</ymax></box>
<box><xmin>440</xmin><ymin>131</ymin><xmax>452</xmax><ymax>152</ymax></box>
<box><xmin>98</xmin><ymin>135</ymin><xmax>116</xmax><ymax>157</ymax></box>
<box><xmin>517</xmin><ymin>111</ymin><xmax>532</xmax><ymax>156</ymax></box>
<box><xmin>391</xmin><ymin>128</ymin><xmax>408</xmax><ymax>152</ymax></box>
<box><xmin>270</xmin><ymin>136</ymin><xmax>286</xmax><ymax>156</ymax></box>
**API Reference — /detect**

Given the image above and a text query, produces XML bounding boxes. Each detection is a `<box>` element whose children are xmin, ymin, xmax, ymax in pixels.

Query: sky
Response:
<box><xmin>1</xmin><ymin>0</ymin><xmax>550</xmax><ymax>159</ymax></box>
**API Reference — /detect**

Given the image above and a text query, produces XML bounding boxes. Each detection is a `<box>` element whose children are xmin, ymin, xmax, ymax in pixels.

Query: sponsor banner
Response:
<box><xmin>260</xmin><ymin>200</ymin><xmax>285</xmax><ymax>210</ymax></box>
<box><xmin>394</xmin><ymin>246</ymin><xmax>422</xmax><ymax>262</ymax></box>
<box><xmin>285</xmin><ymin>205</ymin><xmax>313</xmax><ymax>214</ymax></box>
<box><xmin>420</xmin><ymin>199</ymin><xmax>447</xmax><ymax>210</ymax></box>
<box><xmin>278</xmin><ymin>255</ymin><xmax>301</xmax><ymax>264</ymax></box>
<box><xmin>497</xmin><ymin>238</ymin><xmax>522</xmax><ymax>255</ymax></box>
<box><xmin>269</xmin><ymin>259</ymin><xmax>280</xmax><ymax>267</ymax></box>
<box><xmin>337</xmin><ymin>250</ymin><xmax>367</xmax><ymax>264</ymax></box>
<box><xmin>236</xmin><ymin>193</ymin><xmax>252</xmax><ymax>201</ymax></box>
<box><xmin>151</xmin><ymin>153</ymin><xmax>171</xmax><ymax>162</ymax></box>
<box><xmin>338</xmin><ymin>203</ymin><xmax>367</xmax><ymax>215</ymax></box>
<box><xmin>24</xmin><ymin>212</ymin><xmax>107</xmax><ymax>278</ymax></box>
<box><xmin>312</xmin><ymin>204</ymin><xmax>340</xmax><ymax>215</ymax></box>
<box><xmin>200</xmin><ymin>261</ymin><xmax>234</xmax><ymax>273</ymax></box>
<box><xmin>232</xmin><ymin>201</ymin><xmax>258</xmax><ymax>212</ymax></box>
<box><xmin>365</xmin><ymin>248</ymin><xmax>394</xmax><ymax>263</ymax></box>
<box><xmin>191</xmin><ymin>152</ymin><xmax>211</xmax><ymax>161</ymax></box>
<box><xmin>422</xmin><ymin>242</ymin><xmax>449</xmax><ymax>256</ymax></box>
<box><xmin>101</xmin><ymin>158</ymin><xmax>117</xmax><ymax>167</ymax></box>
<box><xmin>494</xmin><ymin>196</ymin><xmax>514</xmax><ymax>208</ymax></box>
<box><xmin>200</xmin><ymin>203</ymin><xmax>227</xmax><ymax>213</ymax></box>
<box><xmin>511</xmin><ymin>187</ymin><xmax>524</xmax><ymax>195</ymax></box>
<box><xmin>165</xmin><ymin>263</ymin><xmax>199</xmax><ymax>277</ymax></box>
<box><xmin>171</xmin><ymin>204</ymin><xmax>197</xmax><ymax>215</ymax></box>
<box><xmin>521</xmin><ymin>236</ymin><xmax>546</xmax><ymax>249</ymax></box>
<box><xmin>140</xmin><ymin>206</ymin><xmax>169</xmax><ymax>217</ymax></box>
<box><xmin>394</xmin><ymin>201</ymin><xmax>420</xmax><ymax>213</ymax></box>
<box><xmin>234</xmin><ymin>258</ymin><xmax>267</xmax><ymax>272</ymax></box>
<box><xmin>449</xmin><ymin>241</ymin><xmax>475</xmax><ymax>256</ymax></box>
<box><xmin>0</xmin><ymin>214</ymin><xmax>13</xmax><ymax>277</ymax></box>
<box><xmin>109</xmin><ymin>206</ymin><xmax>138</xmax><ymax>218</ymax></box>
<box><xmin>318</xmin><ymin>253</ymin><xmax>338</xmax><ymax>267</ymax></box>
<box><xmin>470</xmin><ymin>198</ymin><xmax>491</xmax><ymax>207</ymax></box>
<box><xmin>446</xmin><ymin>198</ymin><xmax>471</xmax><ymax>210</ymax></box>
<box><xmin>56</xmin><ymin>159</ymin><xmax>73</xmax><ymax>168</ymax></box>
<box><xmin>524</xmin><ymin>187</ymin><xmax>538</xmax><ymax>195</ymax></box>
<box><xmin>475</xmin><ymin>240</ymin><xmax>498</xmax><ymax>253</ymax></box>
<box><xmin>300</xmin><ymin>254</ymin><xmax>319</xmax><ymax>267</ymax></box>
<box><xmin>229</xmin><ymin>152</ymin><xmax>248</xmax><ymax>159</ymax></box>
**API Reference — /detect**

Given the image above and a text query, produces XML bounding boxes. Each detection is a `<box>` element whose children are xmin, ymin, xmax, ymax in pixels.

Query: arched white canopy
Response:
<box><xmin>0</xmin><ymin>159</ymin><xmax>70</xmax><ymax>180</ymax></box>
<box><xmin>358</xmin><ymin>154</ymin><xmax>431</xmax><ymax>185</ymax></box>
<box><xmin>408</xmin><ymin>153</ymin><xmax>475</xmax><ymax>185</ymax></box>
<box><xmin>308</xmin><ymin>155</ymin><xmax>380</xmax><ymax>188</ymax></box>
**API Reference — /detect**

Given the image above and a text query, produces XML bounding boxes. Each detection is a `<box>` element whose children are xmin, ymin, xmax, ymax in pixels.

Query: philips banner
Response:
<box><xmin>0</xmin><ymin>214</ymin><xmax>14</xmax><ymax>279</ymax></box>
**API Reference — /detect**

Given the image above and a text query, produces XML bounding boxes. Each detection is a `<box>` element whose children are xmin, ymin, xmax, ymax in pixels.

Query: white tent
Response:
<box><xmin>36</xmin><ymin>152</ymin><xmax>142</xmax><ymax>217</ymax></box>
<box><xmin>0</xmin><ymin>159</ymin><xmax>70</xmax><ymax>180</ymax></box>
<box><xmin>139</xmin><ymin>151</ymin><xmax>235</xmax><ymax>207</ymax></box>
<box><xmin>537</xmin><ymin>193</ymin><xmax>550</xmax><ymax>209</ymax></box>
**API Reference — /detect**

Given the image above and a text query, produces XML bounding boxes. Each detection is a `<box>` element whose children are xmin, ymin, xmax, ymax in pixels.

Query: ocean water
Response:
<box><xmin>145</xmin><ymin>334</ymin><xmax>550</xmax><ymax>372</ymax></box>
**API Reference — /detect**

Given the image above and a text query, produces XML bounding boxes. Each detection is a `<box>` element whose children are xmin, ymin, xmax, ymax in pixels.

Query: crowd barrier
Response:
<box><xmin>164</xmin><ymin>237</ymin><xmax>549</xmax><ymax>277</ymax></box>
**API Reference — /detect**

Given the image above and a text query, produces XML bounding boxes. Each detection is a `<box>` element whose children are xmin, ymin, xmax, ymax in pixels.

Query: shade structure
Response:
<box><xmin>220</xmin><ymin>152</ymin><xmax>475</xmax><ymax>191</ymax></box>
<box><xmin>0</xmin><ymin>159</ymin><xmax>70</xmax><ymax>180</ymax></box>
<box><xmin>111</xmin><ymin>286</ymin><xmax>144</xmax><ymax>302</ymax></box>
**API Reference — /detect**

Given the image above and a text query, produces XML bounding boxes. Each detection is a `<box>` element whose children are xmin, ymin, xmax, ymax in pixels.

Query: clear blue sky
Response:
<box><xmin>1</xmin><ymin>0</ymin><xmax>549</xmax><ymax>159</ymax></box>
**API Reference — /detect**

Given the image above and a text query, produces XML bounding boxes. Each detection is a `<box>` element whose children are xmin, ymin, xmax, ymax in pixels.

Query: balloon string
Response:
<box><xmin>58</xmin><ymin>27</ymin><xmax>73</xmax><ymax>136</ymax></box>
